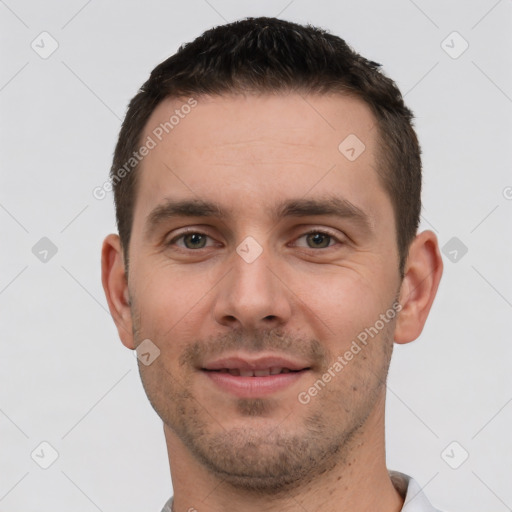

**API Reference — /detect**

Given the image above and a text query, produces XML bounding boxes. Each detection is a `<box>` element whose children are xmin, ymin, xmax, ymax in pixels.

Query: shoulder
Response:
<box><xmin>389</xmin><ymin>470</ymin><xmax>447</xmax><ymax>512</ymax></box>
<box><xmin>160</xmin><ymin>496</ymin><xmax>173</xmax><ymax>512</ymax></box>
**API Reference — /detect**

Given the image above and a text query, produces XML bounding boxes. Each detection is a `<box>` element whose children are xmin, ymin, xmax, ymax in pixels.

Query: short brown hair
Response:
<box><xmin>110</xmin><ymin>16</ymin><xmax>422</xmax><ymax>277</ymax></box>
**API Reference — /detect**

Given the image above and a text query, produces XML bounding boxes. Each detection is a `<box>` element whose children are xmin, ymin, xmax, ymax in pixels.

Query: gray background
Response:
<box><xmin>1</xmin><ymin>0</ymin><xmax>511</xmax><ymax>511</ymax></box>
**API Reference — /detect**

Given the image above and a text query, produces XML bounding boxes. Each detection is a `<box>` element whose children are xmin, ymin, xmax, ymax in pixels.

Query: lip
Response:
<box><xmin>201</xmin><ymin>355</ymin><xmax>310</xmax><ymax>372</ymax></box>
<box><xmin>203</xmin><ymin>369</ymin><xmax>309</xmax><ymax>398</ymax></box>
<box><xmin>201</xmin><ymin>353</ymin><xmax>311</xmax><ymax>398</ymax></box>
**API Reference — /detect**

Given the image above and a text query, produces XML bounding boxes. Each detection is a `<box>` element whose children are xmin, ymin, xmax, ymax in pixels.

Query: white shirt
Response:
<box><xmin>160</xmin><ymin>470</ymin><xmax>444</xmax><ymax>512</ymax></box>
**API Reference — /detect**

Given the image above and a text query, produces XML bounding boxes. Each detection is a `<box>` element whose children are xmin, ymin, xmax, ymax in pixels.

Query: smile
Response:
<box><xmin>202</xmin><ymin>367</ymin><xmax>310</xmax><ymax>398</ymax></box>
<box><xmin>207</xmin><ymin>367</ymin><xmax>300</xmax><ymax>377</ymax></box>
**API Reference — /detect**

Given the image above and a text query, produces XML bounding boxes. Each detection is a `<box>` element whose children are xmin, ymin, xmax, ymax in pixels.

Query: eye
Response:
<box><xmin>166</xmin><ymin>228</ymin><xmax>344</xmax><ymax>252</ymax></box>
<box><xmin>294</xmin><ymin>230</ymin><xmax>342</xmax><ymax>249</ymax></box>
<box><xmin>167</xmin><ymin>231</ymin><xmax>215</xmax><ymax>250</ymax></box>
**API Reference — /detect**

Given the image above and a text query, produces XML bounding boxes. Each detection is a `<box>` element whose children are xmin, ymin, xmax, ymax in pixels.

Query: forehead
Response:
<box><xmin>143</xmin><ymin>92</ymin><xmax>377</xmax><ymax>161</ymax></box>
<box><xmin>132</xmin><ymin>92</ymin><xmax>390</xmax><ymax>234</ymax></box>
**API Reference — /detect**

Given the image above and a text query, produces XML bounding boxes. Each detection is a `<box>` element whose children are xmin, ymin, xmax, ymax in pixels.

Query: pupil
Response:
<box><xmin>308</xmin><ymin>233</ymin><xmax>329</xmax><ymax>248</ymax></box>
<box><xmin>186</xmin><ymin>233</ymin><xmax>205</xmax><ymax>248</ymax></box>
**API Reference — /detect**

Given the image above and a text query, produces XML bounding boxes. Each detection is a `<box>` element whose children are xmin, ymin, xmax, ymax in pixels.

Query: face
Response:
<box><xmin>124</xmin><ymin>93</ymin><xmax>403</xmax><ymax>492</ymax></box>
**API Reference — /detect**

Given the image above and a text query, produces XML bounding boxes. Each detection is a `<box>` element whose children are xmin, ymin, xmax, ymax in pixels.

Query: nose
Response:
<box><xmin>212</xmin><ymin>240</ymin><xmax>293</xmax><ymax>331</ymax></box>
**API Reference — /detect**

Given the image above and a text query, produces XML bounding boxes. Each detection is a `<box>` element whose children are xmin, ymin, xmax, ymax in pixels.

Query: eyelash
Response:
<box><xmin>166</xmin><ymin>228</ymin><xmax>344</xmax><ymax>251</ymax></box>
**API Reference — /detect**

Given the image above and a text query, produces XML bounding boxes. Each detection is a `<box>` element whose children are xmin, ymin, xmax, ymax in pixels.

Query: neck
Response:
<box><xmin>164</xmin><ymin>392</ymin><xmax>404</xmax><ymax>512</ymax></box>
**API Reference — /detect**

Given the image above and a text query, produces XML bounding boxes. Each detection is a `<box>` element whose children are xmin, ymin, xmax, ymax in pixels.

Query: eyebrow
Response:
<box><xmin>144</xmin><ymin>195</ymin><xmax>374</xmax><ymax>238</ymax></box>
<box><xmin>272</xmin><ymin>197</ymin><xmax>373</xmax><ymax>232</ymax></box>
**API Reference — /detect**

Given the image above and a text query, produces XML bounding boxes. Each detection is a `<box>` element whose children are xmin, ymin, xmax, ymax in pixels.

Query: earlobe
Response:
<box><xmin>394</xmin><ymin>230</ymin><xmax>443</xmax><ymax>345</ymax></box>
<box><xmin>101</xmin><ymin>234</ymin><xmax>135</xmax><ymax>349</ymax></box>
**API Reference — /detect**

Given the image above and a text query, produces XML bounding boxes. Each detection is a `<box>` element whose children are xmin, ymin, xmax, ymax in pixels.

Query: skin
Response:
<box><xmin>102</xmin><ymin>92</ymin><xmax>443</xmax><ymax>512</ymax></box>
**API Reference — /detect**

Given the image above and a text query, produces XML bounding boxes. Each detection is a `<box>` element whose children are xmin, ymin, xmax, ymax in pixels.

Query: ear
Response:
<box><xmin>394</xmin><ymin>230</ymin><xmax>443</xmax><ymax>344</ymax></box>
<box><xmin>101</xmin><ymin>233</ymin><xmax>135</xmax><ymax>349</ymax></box>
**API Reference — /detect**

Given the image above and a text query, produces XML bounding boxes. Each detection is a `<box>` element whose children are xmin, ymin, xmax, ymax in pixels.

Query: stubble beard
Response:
<box><xmin>132</xmin><ymin>305</ymin><xmax>395</xmax><ymax>495</ymax></box>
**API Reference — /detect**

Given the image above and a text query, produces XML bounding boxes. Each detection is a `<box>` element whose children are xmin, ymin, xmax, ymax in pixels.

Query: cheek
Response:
<box><xmin>294</xmin><ymin>267</ymin><xmax>386</xmax><ymax>337</ymax></box>
<box><xmin>133</xmin><ymin>266</ymin><xmax>210</xmax><ymax>342</ymax></box>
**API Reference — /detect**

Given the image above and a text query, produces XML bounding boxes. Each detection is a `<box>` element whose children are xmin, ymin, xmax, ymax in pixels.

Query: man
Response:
<box><xmin>101</xmin><ymin>17</ymin><xmax>444</xmax><ymax>512</ymax></box>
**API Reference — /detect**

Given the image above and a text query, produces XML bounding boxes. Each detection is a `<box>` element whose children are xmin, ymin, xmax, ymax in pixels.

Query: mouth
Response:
<box><xmin>204</xmin><ymin>367</ymin><xmax>305</xmax><ymax>377</ymax></box>
<box><xmin>200</xmin><ymin>355</ymin><xmax>311</xmax><ymax>398</ymax></box>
